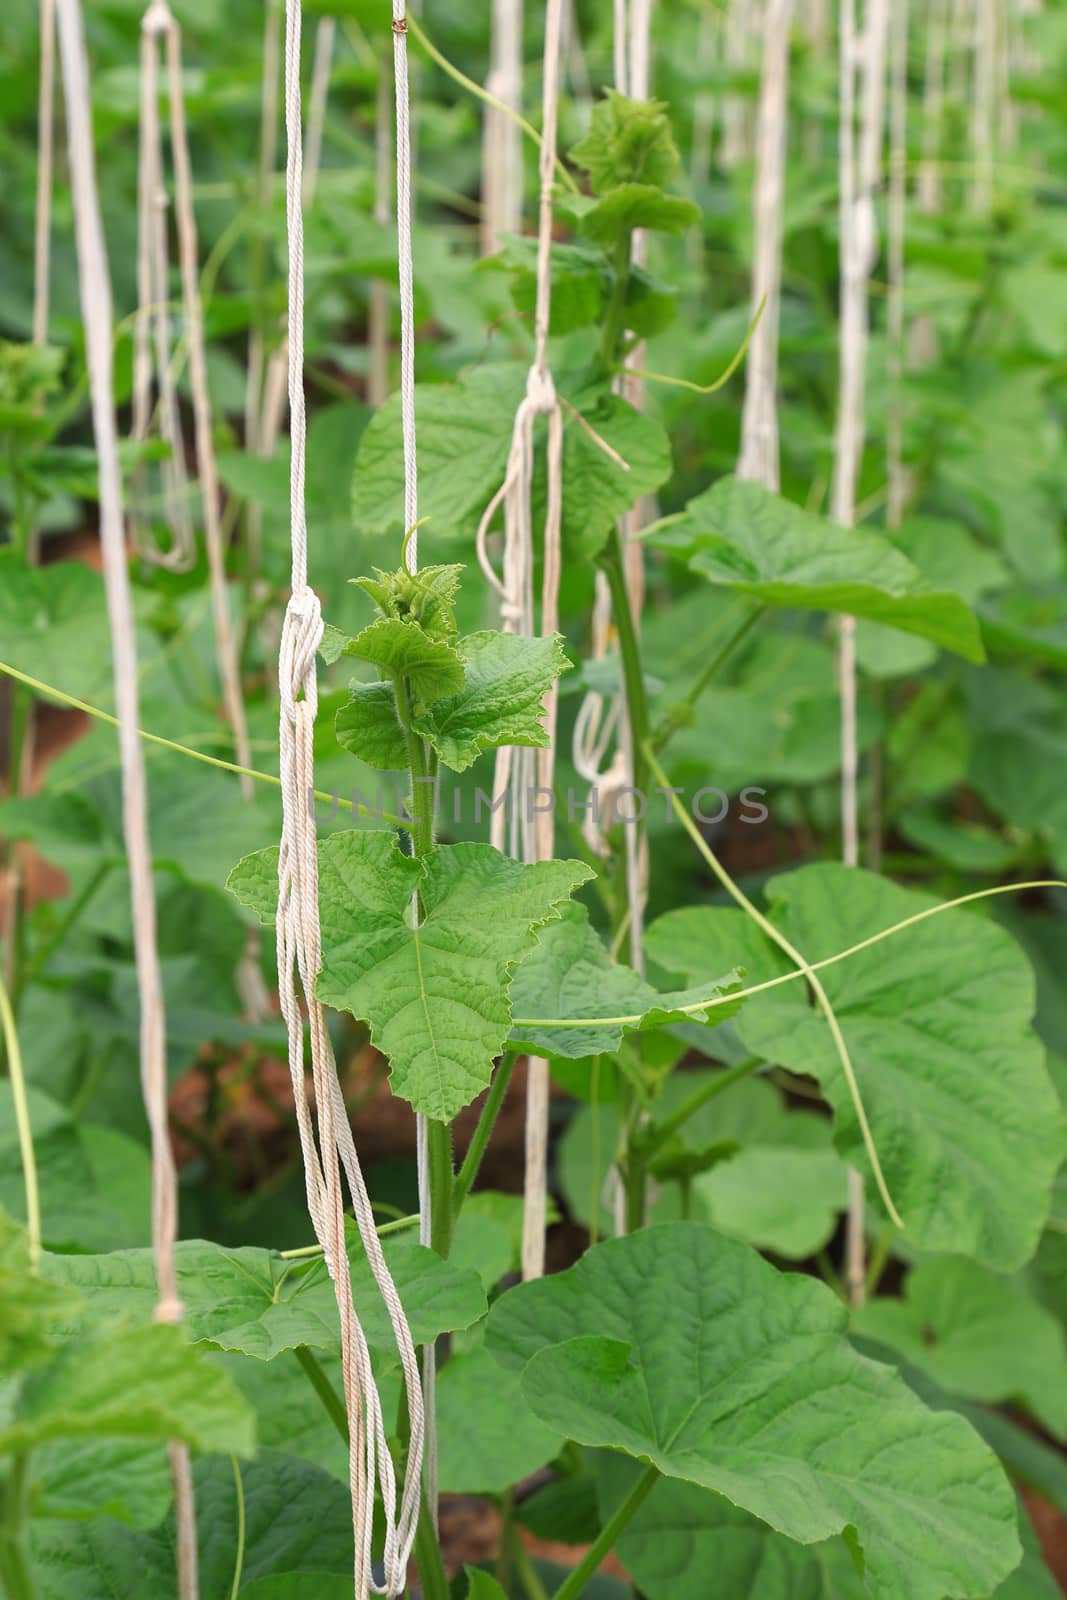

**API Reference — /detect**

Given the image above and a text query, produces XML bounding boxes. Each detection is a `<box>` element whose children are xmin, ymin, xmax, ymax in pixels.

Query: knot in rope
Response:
<box><xmin>524</xmin><ymin>364</ymin><xmax>557</xmax><ymax>416</ymax></box>
<box><xmin>279</xmin><ymin>588</ymin><xmax>323</xmax><ymax>725</ymax></box>
<box><xmin>141</xmin><ymin>0</ymin><xmax>172</xmax><ymax>35</ymax></box>
<box><xmin>153</xmin><ymin>1295</ymin><xmax>185</xmax><ymax>1324</ymax></box>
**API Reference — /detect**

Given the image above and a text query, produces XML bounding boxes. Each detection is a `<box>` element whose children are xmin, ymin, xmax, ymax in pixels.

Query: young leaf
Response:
<box><xmin>486</xmin><ymin>1222</ymin><xmax>1021</xmax><ymax>1600</ymax></box>
<box><xmin>229</xmin><ymin>831</ymin><xmax>593</xmax><ymax>1120</ymax></box>
<box><xmin>464</xmin><ymin>1570</ymin><xmax>510</xmax><ymax>1600</ymax></box>
<box><xmin>570</xmin><ymin>91</ymin><xmax>682</xmax><ymax>194</ymax></box>
<box><xmin>580</xmin><ymin>184</ymin><xmax>701</xmax><ymax>245</ymax></box>
<box><xmin>342</xmin><ymin>615</ymin><xmax>465</xmax><ymax>705</ymax></box>
<box><xmin>652</xmin><ymin>477</ymin><xmax>985</xmax><ymax>662</ymax></box>
<box><xmin>0</xmin><ymin>1322</ymin><xmax>256</xmax><ymax>1457</ymax></box>
<box><xmin>335</xmin><ymin>680</ymin><xmax>409</xmax><ymax>770</ymax></box>
<box><xmin>44</xmin><ymin>1230</ymin><xmax>486</xmax><ymax>1364</ymax></box>
<box><xmin>854</xmin><ymin>1259</ymin><xmax>1067</xmax><ymax>1439</ymax></box>
<box><xmin>411</xmin><ymin>630</ymin><xmax>569</xmax><ymax>772</ymax></box>
<box><xmin>647</xmin><ymin>866</ymin><xmax>1067</xmax><ymax>1270</ymax></box>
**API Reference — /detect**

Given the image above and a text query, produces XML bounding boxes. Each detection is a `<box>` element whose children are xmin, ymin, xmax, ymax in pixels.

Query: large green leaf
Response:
<box><xmin>228</xmin><ymin>831</ymin><xmax>591</xmax><ymax>1120</ymax></box>
<box><xmin>853</xmin><ymin>1258</ymin><xmax>1067</xmax><ymax>1438</ymax></box>
<box><xmin>30</xmin><ymin>1450</ymin><xmax>355</xmax><ymax>1600</ymax></box>
<box><xmin>0</xmin><ymin>553</ymin><xmax>140</xmax><ymax>701</ymax></box>
<box><xmin>611</xmin><ymin>1470</ymin><xmax>867</xmax><ymax>1600</ymax></box>
<box><xmin>509</xmin><ymin>903</ymin><xmax>742</xmax><ymax>1060</ymax></box>
<box><xmin>0</xmin><ymin>1322</ymin><xmax>255</xmax><ymax>1457</ymax></box>
<box><xmin>487</xmin><ymin>1223</ymin><xmax>1020</xmax><ymax>1600</ymax></box>
<box><xmin>646</xmin><ymin>866</ymin><xmax>1065</xmax><ymax>1270</ymax></box>
<box><xmin>652</xmin><ymin>478</ymin><xmax>985</xmax><ymax>662</ymax></box>
<box><xmin>33</xmin><ymin>1438</ymin><xmax>173</xmax><ymax>1529</ymax></box>
<box><xmin>352</xmin><ymin>364</ymin><xmax>669</xmax><ymax>559</ymax></box>
<box><xmin>43</xmin><ymin>1230</ymin><xmax>486</xmax><ymax>1364</ymax></box>
<box><xmin>436</xmin><ymin>1340</ymin><xmax>563</xmax><ymax>1495</ymax></box>
<box><xmin>0</xmin><ymin>1085</ymin><xmax>151</xmax><ymax>1254</ymax></box>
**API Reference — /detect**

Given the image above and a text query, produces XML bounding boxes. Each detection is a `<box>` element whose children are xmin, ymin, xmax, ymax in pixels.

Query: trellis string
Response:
<box><xmin>53</xmin><ymin>0</ymin><xmax>198</xmax><ymax>1590</ymax></box>
<box><xmin>276</xmin><ymin>1</ymin><xmax>424</xmax><ymax>1590</ymax></box>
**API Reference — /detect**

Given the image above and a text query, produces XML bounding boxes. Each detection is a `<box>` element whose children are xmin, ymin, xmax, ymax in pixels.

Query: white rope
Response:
<box><xmin>54</xmin><ymin>1</ymin><xmax>198</xmax><ymax>1592</ymax></box>
<box><xmin>130</xmin><ymin>2</ymin><xmax>195</xmax><ymax>572</ymax></box>
<box><xmin>33</xmin><ymin>0</ymin><xmax>56</xmax><ymax>354</ymax></box>
<box><xmin>886</xmin><ymin>0</ymin><xmax>909</xmax><ymax>531</ymax></box>
<box><xmin>917</xmin><ymin>0</ymin><xmax>948</xmax><ymax>214</ymax></box>
<box><xmin>721</xmin><ymin>0</ymin><xmax>755</xmax><ymax>168</ymax></box>
<box><xmin>737</xmin><ymin>0</ymin><xmax>793</xmax><ymax>492</ymax></box>
<box><xmin>277</xmin><ymin>3</ymin><xmax>424</xmax><ymax>1590</ymax></box>
<box><xmin>473</xmin><ymin>0</ymin><xmax>566</xmax><ymax>1283</ymax></box>
<box><xmin>971</xmin><ymin>0</ymin><xmax>996</xmax><ymax>212</ymax></box>
<box><xmin>368</xmin><ymin>53</ymin><xmax>393</xmax><ymax>409</ymax></box>
<box><xmin>832</xmin><ymin>0</ymin><xmax>889</xmax><ymax>1310</ymax></box>
<box><xmin>481</xmin><ymin>0</ymin><xmax>524</xmax><ymax>256</ymax></box>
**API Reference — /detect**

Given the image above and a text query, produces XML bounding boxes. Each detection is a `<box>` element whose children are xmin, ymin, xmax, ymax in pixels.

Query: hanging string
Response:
<box><xmin>277</xmin><ymin>1</ymin><xmax>424</xmax><ymax>1590</ymax></box>
<box><xmin>130</xmin><ymin>3</ymin><xmax>195</xmax><ymax>572</ymax></box>
<box><xmin>33</xmin><ymin>0</ymin><xmax>56</xmax><ymax>354</ymax></box>
<box><xmin>737</xmin><ymin>0</ymin><xmax>792</xmax><ymax>491</ymax></box>
<box><xmin>832</xmin><ymin>0</ymin><xmax>890</xmax><ymax>1309</ymax></box>
<box><xmin>389</xmin><ymin>0</ymin><xmax>442</xmax><ymax>1535</ymax></box>
<box><xmin>53</xmin><ymin>0</ymin><xmax>198</xmax><ymax>1591</ymax></box>
<box><xmin>886</xmin><ymin>0</ymin><xmax>909</xmax><ymax>531</ymax></box>
<box><xmin>473</xmin><ymin>0</ymin><xmax>566</xmax><ymax>1283</ymax></box>
<box><xmin>971</xmin><ymin>0</ymin><xmax>996</xmax><ymax>212</ymax></box>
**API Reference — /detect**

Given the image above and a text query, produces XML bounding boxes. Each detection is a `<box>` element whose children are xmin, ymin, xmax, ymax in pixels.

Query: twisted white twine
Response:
<box><xmin>277</xmin><ymin>2</ymin><xmax>424</xmax><ymax>1590</ymax></box>
<box><xmin>54</xmin><ymin>0</ymin><xmax>197</xmax><ymax>1591</ymax></box>
<box><xmin>130</xmin><ymin>0</ymin><xmax>195</xmax><ymax>572</ymax></box>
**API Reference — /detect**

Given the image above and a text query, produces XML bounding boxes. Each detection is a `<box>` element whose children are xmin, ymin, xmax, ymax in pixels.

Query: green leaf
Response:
<box><xmin>570</xmin><ymin>92</ymin><xmax>682</xmax><ymax>193</ymax></box>
<box><xmin>44</xmin><ymin>1229</ymin><xmax>486</xmax><ymax>1364</ymax></box>
<box><xmin>0</xmin><ymin>553</ymin><xmax>145</xmax><ymax>701</ymax></box>
<box><xmin>0</xmin><ymin>1085</ymin><xmax>151</xmax><ymax>1254</ymax></box>
<box><xmin>342</xmin><ymin>615</ymin><xmax>465</xmax><ymax>705</ymax></box>
<box><xmin>437</xmin><ymin>1340</ymin><xmax>563</xmax><ymax>1495</ymax></box>
<box><xmin>539</xmin><ymin>390</ymin><xmax>672</xmax><ymax>561</ymax></box>
<box><xmin>648</xmin><ymin>866</ymin><xmax>1066</xmax><ymax>1270</ymax></box>
<box><xmin>0</xmin><ymin>1322</ymin><xmax>255</xmax><ymax>1457</ymax></box>
<box><xmin>487</xmin><ymin>1222</ymin><xmax>1020</xmax><ymax>1600</ymax></box>
<box><xmin>559</xmin><ymin>1072</ymin><xmax>846</xmax><ymax>1258</ymax></box>
<box><xmin>33</xmin><ymin>1438</ymin><xmax>173</xmax><ymax>1529</ymax></box>
<box><xmin>611</xmin><ymin>1470</ymin><xmax>867</xmax><ymax>1600</ymax></box>
<box><xmin>352</xmin><ymin>365</ymin><xmax>670</xmax><ymax>556</ymax></box>
<box><xmin>653</xmin><ymin>477</ymin><xmax>985</xmax><ymax>662</ymax></box>
<box><xmin>853</xmin><ymin>1258</ymin><xmax>1067</xmax><ymax>1438</ymax></box>
<box><xmin>31</xmin><ymin>1450</ymin><xmax>357</xmax><ymax>1600</ymax></box>
<box><xmin>580</xmin><ymin>184</ymin><xmax>701</xmax><ymax>244</ymax></box>
<box><xmin>412</xmin><ymin>630</ymin><xmax>569</xmax><ymax>772</ymax></box>
<box><xmin>464</xmin><ymin>1569</ymin><xmax>511</xmax><ymax>1600</ymax></box>
<box><xmin>240</xmin><ymin>1580</ymin><xmax>355</xmax><ymax>1600</ymax></box>
<box><xmin>490</xmin><ymin>236</ymin><xmax>611</xmax><ymax>335</ymax></box>
<box><xmin>509</xmin><ymin>902</ymin><xmax>741</xmax><ymax>1060</ymax></box>
<box><xmin>334</xmin><ymin>680</ymin><xmax>409</xmax><ymax>770</ymax></box>
<box><xmin>231</xmin><ymin>831</ymin><xmax>591</xmax><ymax>1119</ymax></box>
<box><xmin>0</xmin><ymin>1208</ymin><xmax>82</xmax><ymax>1376</ymax></box>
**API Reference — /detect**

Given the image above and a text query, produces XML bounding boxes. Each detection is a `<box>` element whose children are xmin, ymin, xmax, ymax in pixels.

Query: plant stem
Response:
<box><xmin>0</xmin><ymin>973</ymin><xmax>40</xmax><ymax>1271</ymax></box>
<box><xmin>0</xmin><ymin>1455</ymin><xmax>37</xmax><ymax>1600</ymax></box>
<box><xmin>649</xmin><ymin>604</ymin><xmax>766</xmax><ymax>754</ymax></box>
<box><xmin>14</xmin><ymin>862</ymin><xmax>111</xmax><ymax>1007</ymax></box>
<box><xmin>599</xmin><ymin>528</ymin><xmax>650</xmax><ymax>807</ymax></box>
<box><xmin>293</xmin><ymin>1346</ymin><xmax>350</xmax><ymax>1444</ymax></box>
<box><xmin>599</xmin><ymin>236</ymin><xmax>633</xmax><ymax>376</ymax></box>
<box><xmin>453</xmin><ymin>1052</ymin><xmax>517</xmax><ymax>1213</ymax></box>
<box><xmin>510</xmin><ymin>1526</ymin><xmax>550</xmax><ymax>1600</ymax></box>
<box><xmin>427</xmin><ymin>1116</ymin><xmax>454</xmax><ymax>1257</ymax></box>
<box><xmin>227</xmin><ymin>1456</ymin><xmax>247</xmax><ymax>1600</ymax></box>
<box><xmin>550</xmin><ymin>1464</ymin><xmax>660</xmax><ymax>1600</ymax></box>
<box><xmin>640</xmin><ymin>1058</ymin><xmax>762</xmax><ymax>1159</ymax></box>
<box><xmin>414</xmin><ymin>1484</ymin><xmax>451</xmax><ymax>1600</ymax></box>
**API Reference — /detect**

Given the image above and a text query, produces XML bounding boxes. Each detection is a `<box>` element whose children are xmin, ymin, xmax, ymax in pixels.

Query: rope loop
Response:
<box><xmin>141</xmin><ymin>0</ymin><xmax>172</xmax><ymax>35</ymax></box>
<box><xmin>524</xmin><ymin>364</ymin><xmax>557</xmax><ymax>415</ymax></box>
<box><xmin>279</xmin><ymin>588</ymin><xmax>323</xmax><ymax>724</ymax></box>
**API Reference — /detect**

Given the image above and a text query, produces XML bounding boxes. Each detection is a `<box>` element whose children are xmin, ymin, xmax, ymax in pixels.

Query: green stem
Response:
<box><xmin>427</xmin><ymin>1117</ymin><xmax>454</xmax><ymax>1258</ymax></box>
<box><xmin>14</xmin><ymin>862</ymin><xmax>112</xmax><ymax>1007</ymax></box>
<box><xmin>511</xmin><ymin>1528</ymin><xmax>550</xmax><ymax>1600</ymax></box>
<box><xmin>640</xmin><ymin>1058</ymin><xmax>762</xmax><ymax>1159</ymax></box>
<box><xmin>0</xmin><ymin>1454</ymin><xmax>37</xmax><ymax>1600</ymax></box>
<box><xmin>227</xmin><ymin>1456</ymin><xmax>247</xmax><ymax>1600</ymax></box>
<box><xmin>599</xmin><ymin>529</ymin><xmax>650</xmax><ymax>810</ymax></box>
<box><xmin>551</xmin><ymin>1464</ymin><xmax>660</xmax><ymax>1600</ymax></box>
<box><xmin>293</xmin><ymin>1346</ymin><xmax>350</xmax><ymax>1444</ymax></box>
<box><xmin>414</xmin><ymin>1486</ymin><xmax>451</xmax><ymax>1600</ymax></box>
<box><xmin>599</xmin><ymin>235</ymin><xmax>634</xmax><ymax>376</ymax></box>
<box><xmin>453</xmin><ymin>1052</ymin><xmax>517</xmax><ymax>1213</ymax></box>
<box><xmin>0</xmin><ymin>973</ymin><xmax>40</xmax><ymax>1271</ymax></box>
<box><xmin>650</xmin><ymin>605</ymin><xmax>766</xmax><ymax>754</ymax></box>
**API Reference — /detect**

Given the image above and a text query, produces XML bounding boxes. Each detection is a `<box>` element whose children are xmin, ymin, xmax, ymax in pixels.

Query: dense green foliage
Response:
<box><xmin>1</xmin><ymin>1</ymin><xmax>1067</xmax><ymax>1597</ymax></box>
